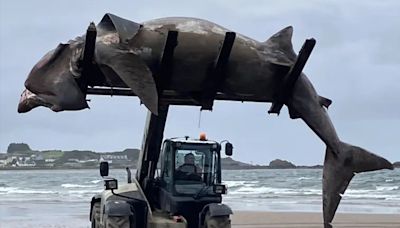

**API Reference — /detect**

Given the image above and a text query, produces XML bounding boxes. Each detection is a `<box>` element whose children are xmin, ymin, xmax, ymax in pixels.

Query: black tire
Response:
<box><xmin>205</xmin><ymin>212</ymin><xmax>231</xmax><ymax>228</ymax></box>
<box><xmin>105</xmin><ymin>216</ymin><xmax>130</xmax><ymax>228</ymax></box>
<box><xmin>91</xmin><ymin>202</ymin><xmax>101</xmax><ymax>228</ymax></box>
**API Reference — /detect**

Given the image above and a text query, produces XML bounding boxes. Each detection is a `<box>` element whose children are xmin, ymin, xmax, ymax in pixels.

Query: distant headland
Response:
<box><xmin>1</xmin><ymin>143</ymin><xmax>398</xmax><ymax>170</ymax></box>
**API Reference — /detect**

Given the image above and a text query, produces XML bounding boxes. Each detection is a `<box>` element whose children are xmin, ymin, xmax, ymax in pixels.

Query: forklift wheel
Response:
<box><xmin>91</xmin><ymin>202</ymin><xmax>101</xmax><ymax>228</ymax></box>
<box><xmin>204</xmin><ymin>212</ymin><xmax>231</xmax><ymax>228</ymax></box>
<box><xmin>105</xmin><ymin>216</ymin><xmax>131</xmax><ymax>228</ymax></box>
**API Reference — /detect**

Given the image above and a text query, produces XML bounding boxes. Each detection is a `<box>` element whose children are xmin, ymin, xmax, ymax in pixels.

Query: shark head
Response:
<box><xmin>18</xmin><ymin>41</ymin><xmax>88</xmax><ymax>113</ymax></box>
<box><xmin>18</xmin><ymin>13</ymin><xmax>159</xmax><ymax>114</ymax></box>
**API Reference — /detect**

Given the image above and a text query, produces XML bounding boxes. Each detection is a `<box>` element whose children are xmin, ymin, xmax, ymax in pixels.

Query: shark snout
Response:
<box><xmin>17</xmin><ymin>89</ymin><xmax>50</xmax><ymax>113</ymax></box>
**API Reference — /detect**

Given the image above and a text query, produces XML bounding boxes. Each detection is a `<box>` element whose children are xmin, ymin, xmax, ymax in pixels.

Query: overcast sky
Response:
<box><xmin>0</xmin><ymin>0</ymin><xmax>399</xmax><ymax>165</ymax></box>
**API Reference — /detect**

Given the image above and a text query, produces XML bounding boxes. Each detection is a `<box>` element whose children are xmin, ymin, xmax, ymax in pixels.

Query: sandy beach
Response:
<box><xmin>2</xmin><ymin>210</ymin><xmax>399</xmax><ymax>228</ymax></box>
<box><xmin>232</xmin><ymin>211</ymin><xmax>400</xmax><ymax>227</ymax></box>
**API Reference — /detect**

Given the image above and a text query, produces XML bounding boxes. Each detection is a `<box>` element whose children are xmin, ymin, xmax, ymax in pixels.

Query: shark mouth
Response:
<box><xmin>17</xmin><ymin>89</ymin><xmax>53</xmax><ymax>113</ymax></box>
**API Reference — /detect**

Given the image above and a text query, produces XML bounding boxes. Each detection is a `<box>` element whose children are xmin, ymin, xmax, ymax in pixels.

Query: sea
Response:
<box><xmin>0</xmin><ymin>169</ymin><xmax>399</xmax><ymax>228</ymax></box>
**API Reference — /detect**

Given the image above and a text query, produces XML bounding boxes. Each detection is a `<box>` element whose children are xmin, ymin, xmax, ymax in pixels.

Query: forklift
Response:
<box><xmin>90</xmin><ymin>107</ymin><xmax>233</xmax><ymax>228</ymax></box>
<box><xmin>78</xmin><ymin>21</ymin><xmax>235</xmax><ymax>228</ymax></box>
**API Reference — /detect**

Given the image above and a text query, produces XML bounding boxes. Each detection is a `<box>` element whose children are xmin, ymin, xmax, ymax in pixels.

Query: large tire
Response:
<box><xmin>91</xmin><ymin>202</ymin><xmax>101</xmax><ymax>228</ymax></box>
<box><xmin>205</xmin><ymin>212</ymin><xmax>231</xmax><ymax>228</ymax></box>
<box><xmin>105</xmin><ymin>216</ymin><xmax>131</xmax><ymax>228</ymax></box>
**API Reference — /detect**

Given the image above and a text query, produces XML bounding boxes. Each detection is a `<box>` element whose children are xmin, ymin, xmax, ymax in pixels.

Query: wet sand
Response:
<box><xmin>2</xmin><ymin>206</ymin><xmax>399</xmax><ymax>228</ymax></box>
<box><xmin>232</xmin><ymin>211</ymin><xmax>400</xmax><ymax>227</ymax></box>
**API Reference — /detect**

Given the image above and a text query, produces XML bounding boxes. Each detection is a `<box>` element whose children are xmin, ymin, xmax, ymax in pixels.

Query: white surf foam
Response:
<box><xmin>223</xmin><ymin>181</ymin><xmax>258</xmax><ymax>188</ymax></box>
<box><xmin>0</xmin><ymin>186</ymin><xmax>19</xmax><ymax>193</ymax></box>
<box><xmin>61</xmin><ymin>184</ymin><xmax>97</xmax><ymax>188</ymax></box>
<box><xmin>343</xmin><ymin>194</ymin><xmax>393</xmax><ymax>199</ymax></box>
<box><xmin>345</xmin><ymin>189</ymin><xmax>373</xmax><ymax>194</ymax></box>
<box><xmin>67</xmin><ymin>189</ymin><xmax>102</xmax><ymax>198</ymax></box>
<box><xmin>13</xmin><ymin>189</ymin><xmax>57</xmax><ymax>194</ymax></box>
<box><xmin>229</xmin><ymin>186</ymin><xmax>316</xmax><ymax>195</ymax></box>
<box><xmin>298</xmin><ymin>177</ymin><xmax>313</xmax><ymax>180</ymax></box>
<box><xmin>376</xmin><ymin>186</ymin><xmax>399</xmax><ymax>191</ymax></box>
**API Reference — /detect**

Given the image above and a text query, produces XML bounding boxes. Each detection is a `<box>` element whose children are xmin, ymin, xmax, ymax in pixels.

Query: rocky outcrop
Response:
<box><xmin>221</xmin><ymin>157</ymin><xmax>254</xmax><ymax>170</ymax></box>
<box><xmin>268</xmin><ymin>159</ymin><xmax>296</xmax><ymax>169</ymax></box>
<box><xmin>7</xmin><ymin>143</ymin><xmax>31</xmax><ymax>153</ymax></box>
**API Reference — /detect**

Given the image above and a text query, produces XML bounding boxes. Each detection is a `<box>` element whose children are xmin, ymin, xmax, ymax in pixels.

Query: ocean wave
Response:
<box><xmin>385</xmin><ymin>179</ymin><xmax>394</xmax><ymax>183</ymax></box>
<box><xmin>384</xmin><ymin>197</ymin><xmax>400</xmax><ymax>201</ymax></box>
<box><xmin>0</xmin><ymin>186</ymin><xmax>19</xmax><ymax>193</ymax></box>
<box><xmin>68</xmin><ymin>189</ymin><xmax>100</xmax><ymax>194</ymax></box>
<box><xmin>298</xmin><ymin>177</ymin><xmax>313</xmax><ymax>180</ymax></box>
<box><xmin>301</xmin><ymin>189</ymin><xmax>322</xmax><ymax>195</ymax></box>
<box><xmin>223</xmin><ymin>181</ymin><xmax>258</xmax><ymax>188</ymax></box>
<box><xmin>345</xmin><ymin>189</ymin><xmax>374</xmax><ymax>194</ymax></box>
<box><xmin>67</xmin><ymin>189</ymin><xmax>102</xmax><ymax>198</ymax></box>
<box><xmin>342</xmin><ymin>187</ymin><xmax>400</xmax><ymax>199</ymax></box>
<box><xmin>229</xmin><ymin>186</ymin><xmax>322</xmax><ymax>196</ymax></box>
<box><xmin>229</xmin><ymin>186</ymin><xmax>279</xmax><ymax>195</ymax></box>
<box><xmin>89</xmin><ymin>180</ymin><xmax>102</xmax><ymax>184</ymax></box>
<box><xmin>13</xmin><ymin>189</ymin><xmax>58</xmax><ymax>194</ymax></box>
<box><xmin>61</xmin><ymin>184</ymin><xmax>97</xmax><ymax>188</ymax></box>
<box><xmin>376</xmin><ymin>186</ymin><xmax>399</xmax><ymax>191</ymax></box>
<box><xmin>225</xmin><ymin>194</ymin><xmax>281</xmax><ymax>199</ymax></box>
<box><xmin>343</xmin><ymin>194</ymin><xmax>394</xmax><ymax>200</ymax></box>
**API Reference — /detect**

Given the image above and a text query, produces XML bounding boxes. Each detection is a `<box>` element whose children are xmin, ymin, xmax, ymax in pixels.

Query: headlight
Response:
<box><xmin>213</xmin><ymin>184</ymin><xmax>227</xmax><ymax>194</ymax></box>
<box><xmin>104</xmin><ymin>178</ymin><xmax>118</xmax><ymax>190</ymax></box>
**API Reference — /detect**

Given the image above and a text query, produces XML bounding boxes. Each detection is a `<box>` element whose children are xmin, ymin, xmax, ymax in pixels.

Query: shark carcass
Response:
<box><xmin>17</xmin><ymin>13</ymin><xmax>393</xmax><ymax>227</ymax></box>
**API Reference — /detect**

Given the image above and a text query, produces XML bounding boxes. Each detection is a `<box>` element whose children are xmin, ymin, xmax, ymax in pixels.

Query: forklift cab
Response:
<box><xmin>158</xmin><ymin>137</ymin><xmax>226</xmax><ymax>196</ymax></box>
<box><xmin>154</xmin><ymin>136</ymin><xmax>231</xmax><ymax>227</ymax></box>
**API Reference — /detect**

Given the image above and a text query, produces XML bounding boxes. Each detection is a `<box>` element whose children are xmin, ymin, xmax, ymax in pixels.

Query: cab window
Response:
<box><xmin>173</xmin><ymin>143</ymin><xmax>219</xmax><ymax>195</ymax></box>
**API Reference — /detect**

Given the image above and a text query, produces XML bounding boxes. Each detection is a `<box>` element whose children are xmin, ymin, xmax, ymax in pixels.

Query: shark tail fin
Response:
<box><xmin>323</xmin><ymin>142</ymin><xmax>393</xmax><ymax>227</ymax></box>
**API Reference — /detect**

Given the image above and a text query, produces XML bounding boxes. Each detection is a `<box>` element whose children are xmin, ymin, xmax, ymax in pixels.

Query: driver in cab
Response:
<box><xmin>176</xmin><ymin>153</ymin><xmax>203</xmax><ymax>181</ymax></box>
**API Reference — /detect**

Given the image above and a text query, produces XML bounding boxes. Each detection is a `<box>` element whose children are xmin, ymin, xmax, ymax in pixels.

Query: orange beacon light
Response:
<box><xmin>199</xmin><ymin>132</ymin><xmax>207</xmax><ymax>141</ymax></box>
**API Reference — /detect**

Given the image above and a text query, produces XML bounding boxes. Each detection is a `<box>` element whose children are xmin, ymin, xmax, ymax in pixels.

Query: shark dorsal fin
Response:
<box><xmin>98</xmin><ymin>13</ymin><xmax>142</xmax><ymax>43</ymax></box>
<box><xmin>264</xmin><ymin>26</ymin><xmax>297</xmax><ymax>64</ymax></box>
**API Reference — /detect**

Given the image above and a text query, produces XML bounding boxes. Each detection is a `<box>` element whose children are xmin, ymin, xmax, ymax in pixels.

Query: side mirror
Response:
<box><xmin>100</xmin><ymin>161</ymin><xmax>109</xmax><ymax>177</ymax></box>
<box><xmin>225</xmin><ymin>142</ymin><xmax>233</xmax><ymax>156</ymax></box>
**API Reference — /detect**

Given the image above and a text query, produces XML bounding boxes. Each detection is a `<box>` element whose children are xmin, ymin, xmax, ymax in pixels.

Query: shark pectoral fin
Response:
<box><xmin>319</xmin><ymin>96</ymin><xmax>332</xmax><ymax>109</ymax></box>
<box><xmin>323</xmin><ymin>143</ymin><xmax>394</xmax><ymax>226</ymax></box>
<box><xmin>288</xmin><ymin>106</ymin><xmax>301</xmax><ymax>119</ymax></box>
<box><xmin>95</xmin><ymin>44</ymin><xmax>158</xmax><ymax>114</ymax></box>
